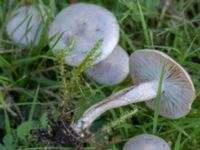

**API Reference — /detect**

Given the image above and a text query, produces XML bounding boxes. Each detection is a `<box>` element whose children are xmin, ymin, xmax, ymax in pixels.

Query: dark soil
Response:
<box><xmin>31</xmin><ymin>115</ymin><xmax>84</xmax><ymax>148</ymax></box>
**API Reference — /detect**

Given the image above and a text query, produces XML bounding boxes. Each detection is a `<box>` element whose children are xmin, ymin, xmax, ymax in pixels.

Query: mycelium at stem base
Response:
<box><xmin>73</xmin><ymin>81</ymin><xmax>159</xmax><ymax>135</ymax></box>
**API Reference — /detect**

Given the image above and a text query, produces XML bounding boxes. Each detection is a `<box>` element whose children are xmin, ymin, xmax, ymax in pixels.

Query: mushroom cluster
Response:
<box><xmin>6</xmin><ymin>3</ymin><xmax>129</xmax><ymax>85</ymax></box>
<box><xmin>6</xmin><ymin>2</ymin><xmax>196</xmax><ymax>149</ymax></box>
<box><xmin>48</xmin><ymin>3</ymin><xmax>129</xmax><ymax>85</ymax></box>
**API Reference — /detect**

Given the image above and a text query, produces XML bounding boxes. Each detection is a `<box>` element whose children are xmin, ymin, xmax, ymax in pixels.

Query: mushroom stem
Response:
<box><xmin>74</xmin><ymin>80</ymin><xmax>159</xmax><ymax>133</ymax></box>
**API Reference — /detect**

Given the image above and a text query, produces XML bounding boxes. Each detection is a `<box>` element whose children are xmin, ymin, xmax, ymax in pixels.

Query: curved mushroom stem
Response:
<box><xmin>73</xmin><ymin>81</ymin><xmax>159</xmax><ymax>136</ymax></box>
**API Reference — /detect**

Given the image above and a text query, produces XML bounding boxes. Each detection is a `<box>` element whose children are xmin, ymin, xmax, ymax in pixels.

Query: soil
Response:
<box><xmin>31</xmin><ymin>114</ymin><xmax>84</xmax><ymax>148</ymax></box>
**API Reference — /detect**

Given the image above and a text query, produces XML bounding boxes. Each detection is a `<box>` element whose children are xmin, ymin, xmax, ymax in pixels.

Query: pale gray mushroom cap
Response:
<box><xmin>130</xmin><ymin>49</ymin><xmax>195</xmax><ymax>119</ymax></box>
<box><xmin>6</xmin><ymin>5</ymin><xmax>43</xmax><ymax>47</ymax></box>
<box><xmin>85</xmin><ymin>45</ymin><xmax>129</xmax><ymax>85</ymax></box>
<box><xmin>48</xmin><ymin>3</ymin><xmax>119</xmax><ymax>67</ymax></box>
<box><xmin>123</xmin><ymin>134</ymin><xmax>170</xmax><ymax>150</ymax></box>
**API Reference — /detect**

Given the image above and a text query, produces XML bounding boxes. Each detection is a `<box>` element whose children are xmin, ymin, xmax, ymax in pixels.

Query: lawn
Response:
<box><xmin>0</xmin><ymin>0</ymin><xmax>200</xmax><ymax>149</ymax></box>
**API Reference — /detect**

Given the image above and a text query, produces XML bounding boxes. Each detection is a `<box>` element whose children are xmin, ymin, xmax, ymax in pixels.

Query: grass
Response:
<box><xmin>152</xmin><ymin>63</ymin><xmax>166</xmax><ymax>134</ymax></box>
<box><xmin>0</xmin><ymin>0</ymin><xmax>200</xmax><ymax>149</ymax></box>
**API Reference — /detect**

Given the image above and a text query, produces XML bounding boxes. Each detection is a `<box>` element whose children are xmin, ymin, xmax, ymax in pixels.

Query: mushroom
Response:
<box><xmin>85</xmin><ymin>45</ymin><xmax>129</xmax><ymax>85</ymax></box>
<box><xmin>73</xmin><ymin>49</ymin><xmax>195</xmax><ymax>135</ymax></box>
<box><xmin>6</xmin><ymin>5</ymin><xmax>43</xmax><ymax>47</ymax></box>
<box><xmin>48</xmin><ymin>3</ymin><xmax>129</xmax><ymax>85</ymax></box>
<box><xmin>123</xmin><ymin>134</ymin><xmax>171</xmax><ymax>150</ymax></box>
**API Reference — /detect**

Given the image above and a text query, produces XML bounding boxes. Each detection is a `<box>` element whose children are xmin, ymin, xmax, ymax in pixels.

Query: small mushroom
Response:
<box><xmin>6</xmin><ymin>5</ymin><xmax>43</xmax><ymax>47</ymax></box>
<box><xmin>48</xmin><ymin>3</ymin><xmax>128</xmax><ymax>85</ymax></box>
<box><xmin>123</xmin><ymin>134</ymin><xmax>171</xmax><ymax>150</ymax></box>
<box><xmin>73</xmin><ymin>49</ymin><xmax>195</xmax><ymax>135</ymax></box>
<box><xmin>85</xmin><ymin>45</ymin><xmax>129</xmax><ymax>85</ymax></box>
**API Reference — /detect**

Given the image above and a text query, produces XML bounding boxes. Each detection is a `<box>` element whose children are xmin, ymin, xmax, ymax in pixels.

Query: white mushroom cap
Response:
<box><xmin>85</xmin><ymin>45</ymin><xmax>129</xmax><ymax>85</ymax></box>
<box><xmin>6</xmin><ymin>5</ymin><xmax>43</xmax><ymax>47</ymax></box>
<box><xmin>48</xmin><ymin>3</ymin><xmax>119</xmax><ymax>66</ymax></box>
<box><xmin>123</xmin><ymin>134</ymin><xmax>170</xmax><ymax>150</ymax></box>
<box><xmin>130</xmin><ymin>49</ymin><xmax>196</xmax><ymax>119</ymax></box>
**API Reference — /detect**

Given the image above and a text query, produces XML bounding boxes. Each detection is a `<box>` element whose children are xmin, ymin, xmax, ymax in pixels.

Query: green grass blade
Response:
<box><xmin>174</xmin><ymin>132</ymin><xmax>182</xmax><ymax>150</ymax></box>
<box><xmin>49</xmin><ymin>0</ymin><xmax>57</xmax><ymax>16</ymax></box>
<box><xmin>153</xmin><ymin>63</ymin><xmax>165</xmax><ymax>134</ymax></box>
<box><xmin>0</xmin><ymin>56</ymin><xmax>17</xmax><ymax>76</ymax></box>
<box><xmin>28</xmin><ymin>84</ymin><xmax>40</xmax><ymax>122</ymax></box>
<box><xmin>0</xmin><ymin>92</ymin><xmax>11</xmax><ymax>134</ymax></box>
<box><xmin>136</xmin><ymin>0</ymin><xmax>151</xmax><ymax>46</ymax></box>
